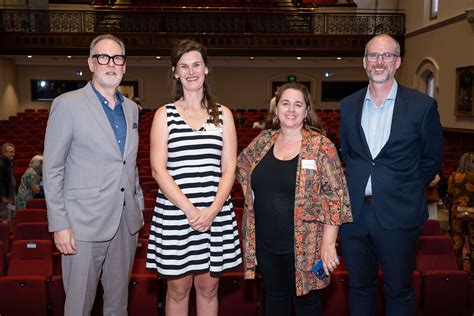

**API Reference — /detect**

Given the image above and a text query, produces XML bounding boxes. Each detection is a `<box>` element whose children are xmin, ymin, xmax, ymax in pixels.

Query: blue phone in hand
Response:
<box><xmin>312</xmin><ymin>256</ymin><xmax>340</xmax><ymax>279</ymax></box>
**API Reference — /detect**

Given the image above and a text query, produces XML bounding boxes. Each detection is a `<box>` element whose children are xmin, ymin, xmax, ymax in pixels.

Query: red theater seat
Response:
<box><xmin>13</xmin><ymin>222</ymin><xmax>52</xmax><ymax>241</ymax></box>
<box><xmin>144</xmin><ymin>197</ymin><xmax>156</xmax><ymax>209</ymax></box>
<box><xmin>132</xmin><ymin>239</ymin><xmax>154</xmax><ymax>275</ymax></box>
<box><xmin>321</xmin><ymin>270</ymin><xmax>349</xmax><ymax>315</ymax></box>
<box><xmin>49</xmin><ymin>275</ymin><xmax>66</xmax><ymax>316</ymax></box>
<box><xmin>49</xmin><ymin>274</ymin><xmax>104</xmax><ymax>316</ymax></box>
<box><xmin>7</xmin><ymin>240</ymin><xmax>54</xmax><ymax>276</ymax></box>
<box><xmin>129</xmin><ymin>239</ymin><xmax>160</xmax><ymax>315</ymax></box>
<box><xmin>0</xmin><ymin>240</ymin><xmax>54</xmax><ymax>316</ymax></box>
<box><xmin>25</xmin><ymin>198</ymin><xmax>47</xmax><ymax>210</ymax></box>
<box><xmin>421</xmin><ymin>219</ymin><xmax>443</xmax><ymax>236</ymax></box>
<box><xmin>218</xmin><ymin>272</ymin><xmax>261</xmax><ymax>316</ymax></box>
<box><xmin>13</xmin><ymin>209</ymin><xmax>48</xmax><ymax>225</ymax></box>
<box><xmin>129</xmin><ymin>274</ymin><xmax>160</xmax><ymax>315</ymax></box>
<box><xmin>416</xmin><ymin>236</ymin><xmax>469</xmax><ymax>316</ymax></box>
<box><xmin>0</xmin><ymin>221</ymin><xmax>9</xmax><ymax>254</ymax></box>
<box><xmin>0</xmin><ymin>240</ymin><xmax>4</xmax><ymax>275</ymax></box>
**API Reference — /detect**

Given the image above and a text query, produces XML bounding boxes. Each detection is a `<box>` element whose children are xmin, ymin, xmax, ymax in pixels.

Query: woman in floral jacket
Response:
<box><xmin>236</xmin><ymin>82</ymin><xmax>352</xmax><ymax>316</ymax></box>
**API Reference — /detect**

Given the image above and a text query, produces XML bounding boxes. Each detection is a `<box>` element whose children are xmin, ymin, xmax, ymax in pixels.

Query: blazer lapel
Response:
<box><xmin>82</xmin><ymin>83</ymin><xmax>122</xmax><ymax>157</ymax></box>
<box><xmin>354</xmin><ymin>88</ymin><xmax>372</xmax><ymax>159</ymax></box>
<box><xmin>122</xmin><ymin>100</ymin><xmax>134</xmax><ymax>158</ymax></box>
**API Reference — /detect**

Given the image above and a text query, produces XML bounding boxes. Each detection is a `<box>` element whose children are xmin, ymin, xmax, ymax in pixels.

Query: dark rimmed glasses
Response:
<box><xmin>91</xmin><ymin>54</ymin><xmax>126</xmax><ymax>66</ymax></box>
<box><xmin>365</xmin><ymin>52</ymin><xmax>399</xmax><ymax>63</ymax></box>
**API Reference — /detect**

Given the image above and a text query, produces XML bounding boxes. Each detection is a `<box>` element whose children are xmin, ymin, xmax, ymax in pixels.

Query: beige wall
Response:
<box><xmin>400</xmin><ymin>0</ymin><xmax>471</xmax><ymax>33</ymax></box>
<box><xmin>0</xmin><ymin>57</ymin><xmax>19</xmax><ymax>120</ymax></box>
<box><xmin>352</xmin><ymin>0</ymin><xmax>399</xmax><ymax>11</ymax></box>
<box><xmin>397</xmin><ymin>0</ymin><xmax>474</xmax><ymax>129</ymax></box>
<box><xmin>12</xmin><ymin>62</ymin><xmax>367</xmax><ymax>112</ymax></box>
<box><xmin>208</xmin><ymin>65</ymin><xmax>367</xmax><ymax>110</ymax></box>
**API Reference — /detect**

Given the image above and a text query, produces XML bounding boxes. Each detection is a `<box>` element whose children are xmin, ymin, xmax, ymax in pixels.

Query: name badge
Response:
<box><xmin>302</xmin><ymin>159</ymin><xmax>316</xmax><ymax>170</ymax></box>
<box><xmin>205</xmin><ymin>123</ymin><xmax>222</xmax><ymax>133</ymax></box>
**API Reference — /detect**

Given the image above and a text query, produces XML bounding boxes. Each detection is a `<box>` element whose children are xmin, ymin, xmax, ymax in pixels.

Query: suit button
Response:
<box><xmin>371</xmin><ymin>162</ymin><xmax>375</xmax><ymax>166</ymax></box>
<box><xmin>121</xmin><ymin>188</ymin><xmax>125</xmax><ymax>192</ymax></box>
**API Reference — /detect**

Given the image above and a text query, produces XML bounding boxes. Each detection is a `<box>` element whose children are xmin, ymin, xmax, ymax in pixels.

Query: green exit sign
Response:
<box><xmin>287</xmin><ymin>75</ymin><xmax>297</xmax><ymax>82</ymax></box>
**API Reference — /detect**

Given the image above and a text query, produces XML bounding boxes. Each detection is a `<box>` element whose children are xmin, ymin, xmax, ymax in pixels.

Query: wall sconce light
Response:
<box><xmin>467</xmin><ymin>9</ymin><xmax>474</xmax><ymax>23</ymax></box>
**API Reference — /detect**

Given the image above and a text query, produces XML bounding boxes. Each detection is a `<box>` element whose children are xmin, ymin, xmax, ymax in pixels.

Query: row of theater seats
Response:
<box><xmin>0</xmin><ymin>199</ymin><xmax>259</xmax><ymax>316</ymax></box>
<box><xmin>1</xmin><ymin>109</ymin><xmax>468</xmax><ymax>185</ymax></box>
<box><xmin>0</xmin><ymin>237</ymin><xmax>262</xmax><ymax>316</ymax></box>
<box><xmin>0</xmin><ymin>212</ymin><xmax>471</xmax><ymax>315</ymax></box>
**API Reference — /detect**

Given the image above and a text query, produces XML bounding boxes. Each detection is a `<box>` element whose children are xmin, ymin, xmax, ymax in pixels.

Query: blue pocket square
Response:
<box><xmin>132</xmin><ymin>123</ymin><xmax>138</xmax><ymax>129</ymax></box>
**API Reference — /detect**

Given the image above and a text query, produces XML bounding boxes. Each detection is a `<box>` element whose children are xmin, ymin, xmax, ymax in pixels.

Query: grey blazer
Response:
<box><xmin>44</xmin><ymin>82</ymin><xmax>144</xmax><ymax>242</ymax></box>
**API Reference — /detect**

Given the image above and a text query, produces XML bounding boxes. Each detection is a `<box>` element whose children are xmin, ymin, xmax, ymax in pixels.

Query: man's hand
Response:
<box><xmin>54</xmin><ymin>228</ymin><xmax>77</xmax><ymax>255</ymax></box>
<box><xmin>1</xmin><ymin>196</ymin><xmax>8</xmax><ymax>205</ymax></box>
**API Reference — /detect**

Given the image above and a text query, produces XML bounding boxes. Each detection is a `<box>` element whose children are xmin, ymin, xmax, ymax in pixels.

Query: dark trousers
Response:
<box><xmin>339</xmin><ymin>201</ymin><xmax>422</xmax><ymax>316</ymax></box>
<box><xmin>451</xmin><ymin>215</ymin><xmax>474</xmax><ymax>275</ymax></box>
<box><xmin>256</xmin><ymin>247</ymin><xmax>322</xmax><ymax>316</ymax></box>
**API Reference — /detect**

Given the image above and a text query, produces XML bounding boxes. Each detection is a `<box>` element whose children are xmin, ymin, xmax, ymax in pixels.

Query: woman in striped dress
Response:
<box><xmin>146</xmin><ymin>39</ymin><xmax>242</xmax><ymax>315</ymax></box>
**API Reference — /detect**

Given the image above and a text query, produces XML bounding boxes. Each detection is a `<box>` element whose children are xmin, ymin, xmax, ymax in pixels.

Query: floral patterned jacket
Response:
<box><xmin>236</xmin><ymin>128</ymin><xmax>352</xmax><ymax>296</ymax></box>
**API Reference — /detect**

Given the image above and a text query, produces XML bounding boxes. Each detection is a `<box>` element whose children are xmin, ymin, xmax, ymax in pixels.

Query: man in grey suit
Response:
<box><xmin>44</xmin><ymin>34</ymin><xmax>144</xmax><ymax>316</ymax></box>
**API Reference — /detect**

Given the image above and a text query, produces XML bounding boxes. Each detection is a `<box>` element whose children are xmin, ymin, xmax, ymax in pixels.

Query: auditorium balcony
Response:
<box><xmin>0</xmin><ymin>0</ymin><xmax>405</xmax><ymax>57</ymax></box>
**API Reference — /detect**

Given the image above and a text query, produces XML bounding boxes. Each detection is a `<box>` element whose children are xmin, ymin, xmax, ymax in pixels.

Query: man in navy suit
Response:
<box><xmin>339</xmin><ymin>34</ymin><xmax>444</xmax><ymax>316</ymax></box>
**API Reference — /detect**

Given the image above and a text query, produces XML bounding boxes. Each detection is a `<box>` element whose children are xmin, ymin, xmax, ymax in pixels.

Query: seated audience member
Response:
<box><xmin>16</xmin><ymin>154</ymin><xmax>44</xmax><ymax>210</ymax></box>
<box><xmin>448</xmin><ymin>152</ymin><xmax>474</xmax><ymax>275</ymax></box>
<box><xmin>0</xmin><ymin>142</ymin><xmax>16</xmax><ymax>222</ymax></box>
<box><xmin>234</xmin><ymin>111</ymin><xmax>246</xmax><ymax>128</ymax></box>
<box><xmin>262</xmin><ymin>96</ymin><xmax>277</xmax><ymax>129</ymax></box>
<box><xmin>252</xmin><ymin>115</ymin><xmax>266</xmax><ymax>129</ymax></box>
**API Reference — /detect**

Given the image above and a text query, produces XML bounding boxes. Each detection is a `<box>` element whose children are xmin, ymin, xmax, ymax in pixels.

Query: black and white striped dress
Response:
<box><xmin>146</xmin><ymin>104</ymin><xmax>242</xmax><ymax>277</ymax></box>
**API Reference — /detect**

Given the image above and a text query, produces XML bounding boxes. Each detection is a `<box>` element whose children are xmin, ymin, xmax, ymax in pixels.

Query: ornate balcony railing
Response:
<box><xmin>0</xmin><ymin>9</ymin><xmax>404</xmax><ymax>56</ymax></box>
<box><xmin>1</xmin><ymin>9</ymin><xmax>404</xmax><ymax>34</ymax></box>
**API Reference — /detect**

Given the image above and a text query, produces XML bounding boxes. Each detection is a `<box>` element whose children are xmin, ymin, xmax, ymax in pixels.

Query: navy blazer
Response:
<box><xmin>339</xmin><ymin>85</ymin><xmax>444</xmax><ymax>229</ymax></box>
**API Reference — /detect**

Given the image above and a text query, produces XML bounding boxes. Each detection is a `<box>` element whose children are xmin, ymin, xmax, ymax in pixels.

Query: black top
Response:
<box><xmin>0</xmin><ymin>157</ymin><xmax>13</xmax><ymax>198</ymax></box>
<box><xmin>251</xmin><ymin>146</ymin><xmax>298</xmax><ymax>254</ymax></box>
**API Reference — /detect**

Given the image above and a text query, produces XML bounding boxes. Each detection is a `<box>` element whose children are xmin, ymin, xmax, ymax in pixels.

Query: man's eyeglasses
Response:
<box><xmin>91</xmin><ymin>54</ymin><xmax>126</xmax><ymax>66</ymax></box>
<box><xmin>365</xmin><ymin>52</ymin><xmax>399</xmax><ymax>63</ymax></box>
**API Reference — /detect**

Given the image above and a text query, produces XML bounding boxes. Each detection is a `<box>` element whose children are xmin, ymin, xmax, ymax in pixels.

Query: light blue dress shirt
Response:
<box><xmin>361</xmin><ymin>80</ymin><xmax>398</xmax><ymax>196</ymax></box>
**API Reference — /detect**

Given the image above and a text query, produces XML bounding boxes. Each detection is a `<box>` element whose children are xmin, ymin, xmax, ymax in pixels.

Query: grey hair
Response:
<box><xmin>2</xmin><ymin>143</ymin><xmax>14</xmax><ymax>153</ymax></box>
<box><xmin>29</xmin><ymin>155</ymin><xmax>43</xmax><ymax>176</ymax></box>
<box><xmin>89</xmin><ymin>34</ymin><xmax>126</xmax><ymax>57</ymax></box>
<box><xmin>364</xmin><ymin>34</ymin><xmax>401</xmax><ymax>56</ymax></box>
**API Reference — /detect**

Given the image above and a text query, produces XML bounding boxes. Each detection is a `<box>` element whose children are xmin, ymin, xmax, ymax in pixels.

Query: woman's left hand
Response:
<box><xmin>191</xmin><ymin>207</ymin><xmax>217</xmax><ymax>232</ymax></box>
<box><xmin>320</xmin><ymin>244</ymin><xmax>340</xmax><ymax>276</ymax></box>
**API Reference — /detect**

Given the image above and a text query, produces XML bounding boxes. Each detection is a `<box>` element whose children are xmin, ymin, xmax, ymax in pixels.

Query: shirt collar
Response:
<box><xmin>90</xmin><ymin>81</ymin><xmax>124</xmax><ymax>107</ymax></box>
<box><xmin>364</xmin><ymin>80</ymin><xmax>398</xmax><ymax>104</ymax></box>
